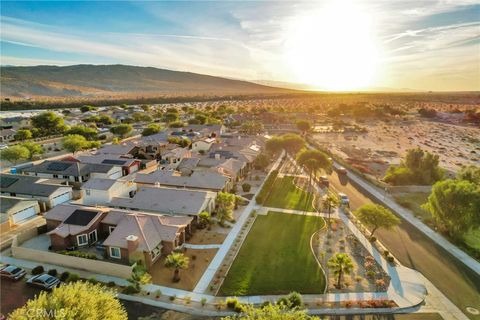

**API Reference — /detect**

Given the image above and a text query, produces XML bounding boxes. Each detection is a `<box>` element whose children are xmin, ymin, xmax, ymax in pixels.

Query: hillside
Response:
<box><xmin>0</xmin><ymin>64</ymin><xmax>289</xmax><ymax>98</ymax></box>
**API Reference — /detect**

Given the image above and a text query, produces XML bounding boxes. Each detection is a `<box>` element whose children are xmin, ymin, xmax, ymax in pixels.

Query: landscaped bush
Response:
<box><xmin>58</xmin><ymin>250</ymin><xmax>98</xmax><ymax>260</ymax></box>
<box><xmin>383</xmin><ymin>250</ymin><xmax>389</xmax><ymax>257</ymax></box>
<box><xmin>366</xmin><ymin>270</ymin><xmax>376</xmax><ymax>279</ymax></box>
<box><xmin>255</xmin><ymin>170</ymin><xmax>278</xmax><ymax>204</ymax></box>
<box><xmin>47</xmin><ymin>269</ymin><xmax>57</xmax><ymax>277</ymax></box>
<box><xmin>242</xmin><ymin>183</ymin><xmax>251</xmax><ymax>192</ymax></box>
<box><xmin>387</xmin><ymin>256</ymin><xmax>395</xmax><ymax>263</ymax></box>
<box><xmin>88</xmin><ymin>277</ymin><xmax>98</xmax><ymax>284</ymax></box>
<box><xmin>226</xmin><ymin>297</ymin><xmax>239</xmax><ymax>309</ymax></box>
<box><xmin>31</xmin><ymin>266</ymin><xmax>44</xmax><ymax>275</ymax></box>
<box><xmin>107</xmin><ymin>281</ymin><xmax>116</xmax><ymax>287</ymax></box>
<box><xmin>369</xmin><ymin>236</ymin><xmax>377</xmax><ymax>242</ymax></box>
<box><xmin>123</xmin><ymin>285</ymin><xmax>140</xmax><ymax>294</ymax></box>
<box><xmin>59</xmin><ymin>271</ymin><xmax>70</xmax><ymax>281</ymax></box>
<box><xmin>201</xmin><ymin>297</ymin><xmax>207</xmax><ymax>306</ymax></box>
<box><xmin>66</xmin><ymin>273</ymin><xmax>80</xmax><ymax>283</ymax></box>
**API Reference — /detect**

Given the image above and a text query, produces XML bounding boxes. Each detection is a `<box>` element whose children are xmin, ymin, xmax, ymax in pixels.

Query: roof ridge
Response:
<box><xmin>133</xmin><ymin>215</ymin><xmax>152</xmax><ymax>252</ymax></box>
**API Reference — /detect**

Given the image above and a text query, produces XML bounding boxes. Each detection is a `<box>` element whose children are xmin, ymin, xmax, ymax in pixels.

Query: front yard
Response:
<box><xmin>219</xmin><ymin>211</ymin><xmax>326</xmax><ymax>296</ymax></box>
<box><xmin>263</xmin><ymin>176</ymin><xmax>316</xmax><ymax>211</ymax></box>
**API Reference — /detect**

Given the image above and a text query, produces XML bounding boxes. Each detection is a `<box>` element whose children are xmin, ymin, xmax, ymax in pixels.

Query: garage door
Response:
<box><xmin>51</xmin><ymin>192</ymin><xmax>71</xmax><ymax>207</ymax></box>
<box><xmin>12</xmin><ymin>206</ymin><xmax>37</xmax><ymax>224</ymax></box>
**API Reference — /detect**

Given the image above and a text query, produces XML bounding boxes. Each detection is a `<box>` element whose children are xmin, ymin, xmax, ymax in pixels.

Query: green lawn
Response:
<box><xmin>219</xmin><ymin>212</ymin><xmax>326</xmax><ymax>296</ymax></box>
<box><xmin>393</xmin><ymin>192</ymin><xmax>431</xmax><ymax>221</ymax></box>
<box><xmin>263</xmin><ymin>176</ymin><xmax>316</xmax><ymax>211</ymax></box>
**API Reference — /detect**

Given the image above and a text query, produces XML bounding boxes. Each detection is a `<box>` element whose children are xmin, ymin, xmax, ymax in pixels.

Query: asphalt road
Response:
<box><xmin>327</xmin><ymin>170</ymin><xmax>480</xmax><ymax>320</ymax></box>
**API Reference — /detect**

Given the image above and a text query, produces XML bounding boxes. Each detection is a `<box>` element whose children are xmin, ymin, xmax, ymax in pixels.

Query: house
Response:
<box><xmin>81</xmin><ymin>178</ymin><xmax>137</xmax><ymax>206</ymax></box>
<box><xmin>23</xmin><ymin>160</ymin><xmax>123</xmax><ymax>183</ymax></box>
<box><xmin>191</xmin><ymin>138</ymin><xmax>216</xmax><ymax>153</ymax></box>
<box><xmin>0</xmin><ymin>174</ymin><xmax>73</xmax><ymax>211</ymax></box>
<box><xmin>0</xmin><ymin>196</ymin><xmax>40</xmax><ymax>226</ymax></box>
<box><xmin>110</xmin><ymin>186</ymin><xmax>216</xmax><ymax>217</ymax></box>
<box><xmin>214</xmin><ymin>158</ymin><xmax>247</xmax><ymax>180</ymax></box>
<box><xmin>76</xmin><ymin>154</ymin><xmax>141</xmax><ymax>176</ymax></box>
<box><xmin>135</xmin><ymin>170</ymin><xmax>231</xmax><ymax>192</ymax></box>
<box><xmin>45</xmin><ymin>205</ymin><xmax>109</xmax><ymax>250</ymax></box>
<box><xmin>160</xmin><ymin>148</ymin><xmax>191</xmax><ymax>166</ymax></box>
<box><xmin>97</xmin><ymin>143</ymin><xmax>138</xmax><ymax>156</ymax></box>
<box><xmin>177</xmin><ymin>157</ymin><xmax>200</xmax><ymax>176</ymax></box>
<box><xmin>0</xmin><ymin>128</ymin><xmax>16</xmax><ymax>143</ymax></box>
<box><xmin>103</xmin><ymin>213</ymin><xmax>193</xmax><ymax>267</ymax></box>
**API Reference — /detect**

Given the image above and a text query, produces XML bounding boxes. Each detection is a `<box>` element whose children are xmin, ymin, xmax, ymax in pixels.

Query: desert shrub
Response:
<box><xmin>88</xmin><ymin>277</ymin><xmax>98</xmax><ymax>284</ymax></box>
<box><xmin>226</xmin><ymin>297</ymin><xmax>239</xmax><ymax>309</ymax></box>
<box><xmin>107</xmin><ymin>281</ymin><xmax>116</xmax><ymax>287</ymax></box>
<box><xmin>184</xmin><ymin>296</ymin><xmax>191</xmax><ymax>304</ymax></box>
<box><xmin>31</xmin><ymin>266</ymin><xmax>44</xmax><ymax>275</ymax></box>
<box><xmin>375</xmin><ymin>279</ymin><xmax>386</xmax><ymax>290</ymax></box>
<box><xmin>369</xmin><ymin>236</ymin><xmax>377</xmax><ymax>242</ymax></box>
<box><xmin>169</xmin><ymin>295</ymin><xmax>176</xmax><ymax>301</ymax></box>
<box><xmin>58</xmin><ymin>250</ymin><xmax>98</xmax><ymax>260</ymax></box>
<box><xmin>366</xmin><ymin>270</ymin><xmax>376</xmax><ymax>279</ymax></box>
<box><xmin>123</xmin><ymin>285</ymin><xmax>140</xmax><ymax>294</ymax></box>
<box><xmin>387</xmin><ymin>256</ymin><xmax>395</xmax><ymax>263</ymax></box>
<box><xmin>201</xmin><ymin>297</ymin><xmax>207</xmax><ymax>306</ymax></box>
<box><xmin>383</xmin><ymin>250</ymin><xmax>389</xmax><ymax>257</ymax></box>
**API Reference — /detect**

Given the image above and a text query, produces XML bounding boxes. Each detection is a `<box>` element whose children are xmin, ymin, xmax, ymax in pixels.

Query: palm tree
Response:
<box><xmin>164</xmin><ymin>252</ymin><xmax>189</xmax><ymax>282</ymax></box>
<box><xmin>327</xmin><ymin>253</ymin><xmax>354</xmax><ymax>289</ymax></box>
<box><xmin>303</xmin><ymin>158</ymin><xmax>320</xmax><ymax>192</ymax></box>
<box><xmin>322</xmin><ymin>194</ymin><xmax>340</xmax><ymax>227</ymax></box>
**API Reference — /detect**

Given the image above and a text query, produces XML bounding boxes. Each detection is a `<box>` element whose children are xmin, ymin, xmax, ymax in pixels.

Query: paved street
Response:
<box><xmin>327</xmin><ymin>170</ymin><xmax>480</xmax><ymax>320</ymax></box>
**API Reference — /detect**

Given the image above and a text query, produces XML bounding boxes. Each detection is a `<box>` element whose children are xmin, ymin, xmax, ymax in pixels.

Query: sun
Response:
<box><xmin>284</xmin><ymin>2</ymin><xmax>380</xmax><ymax>91</ymax></box>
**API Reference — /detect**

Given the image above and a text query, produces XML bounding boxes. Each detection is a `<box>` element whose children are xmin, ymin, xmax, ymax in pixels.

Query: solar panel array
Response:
<box><xmin>64</xmin><ymin>209</ymin><xmax>99</xmax><ymax>226</ymax></box>
<box><xmin>46</xmin><ymin>162</ymin><xmax>73</xmax><ymax>171</ymax></box>
<box><xmin>0</xmin><ymin>176</ymin><xmax>19</xmax><ymax>188</ymax></box>
<box><xmin>102</xmin><ymin>159</ymin><xmax>127</xmax><ymax>165</ymax></box>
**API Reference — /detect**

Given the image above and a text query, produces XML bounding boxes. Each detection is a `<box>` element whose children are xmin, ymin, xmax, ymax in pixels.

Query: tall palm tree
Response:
<box><xmin>164</xmin><ymin>252</ymin><xmax>189</xmax><ymax>282</ymax></box>
<box><xmin>322</xmin><ymin>194</ymin><xmax>340</xmax><ymax>227</ymax></box>
<box><xmin>303</xmin><ymin>158</ymin><xmax>320</xmax><ymax>192</ymax></box>
<box><xmin>327</xmin><ymin>253</ymin><xmax>354</xmax><ymax>288</ymax></box>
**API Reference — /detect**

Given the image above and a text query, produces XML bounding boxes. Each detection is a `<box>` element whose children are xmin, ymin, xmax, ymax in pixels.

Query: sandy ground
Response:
<box><xmin>150</xmin><ymin>249</ymin><xmax>218</xmax><ymax>291</ymax></box>
<box><xmin>313</xmin><ymin>117</ymin><xmax>479</xmax><ymax>175</ymax></box>
<box><xmin>187</xmin><ymin>228</ymin><xmax>227</xmax><ymax>245</ymax></box>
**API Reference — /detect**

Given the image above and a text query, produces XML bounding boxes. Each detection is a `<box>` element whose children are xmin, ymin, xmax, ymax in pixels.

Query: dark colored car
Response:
<box><xmin>27</xmin><ymin>274</ymin><xmax>60</xmax><ymax>290</ymax></box>
<box><xmin>0</xmin><ymin>265</ymin><xmax>27</xmax><ymax>281</ymax></box>
<box><xmin>338</xmin><ymin>167</ymin><xmax>348</xmax><ymax>175</ymax></box>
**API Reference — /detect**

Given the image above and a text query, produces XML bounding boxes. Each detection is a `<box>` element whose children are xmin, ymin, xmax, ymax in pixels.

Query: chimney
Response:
<box><xmin>126</xmin><ymin>235</ymin><xmax>139</xmax><ymax>253</ymax></box>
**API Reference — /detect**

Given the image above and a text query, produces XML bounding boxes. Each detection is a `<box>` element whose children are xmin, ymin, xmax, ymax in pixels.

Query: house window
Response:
<box><xmin>63</xmin><ymin>175</ymin><xmax>69</xmax><ymax>179</ymax></box>
<box><xmin>53</xmin><ymin>174</ymin><xmax>59</xmax><ymax>178</ymax></box>
<box><xmin>88</xmin><ymin>230</ymin><xmax>97</xmax><ymax>244</ymax></box>
<box><xmin>151</xmin><ymin>244</ymin><xmax>162</xmax><ymax>261</ymax></box>
<box><xmin>109</xmin><ymin>247</ymin><xmax>121</xmax><ymax>259</ymax></box>
<box><xmin>108</xmin><ymin>226</ymin><xmax>115</xmax><ymax>234</ymax></box>
<box><xmin>77</xmin><ymin>234</ymin><xmax>88</xmax><ymax>246</ymax></box>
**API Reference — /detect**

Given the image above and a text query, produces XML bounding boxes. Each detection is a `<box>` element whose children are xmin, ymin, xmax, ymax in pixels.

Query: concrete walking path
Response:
<box><xmin>183</xmin><ymin>243</ymin><xmax>222</xmax><ymax>249</ymax></box>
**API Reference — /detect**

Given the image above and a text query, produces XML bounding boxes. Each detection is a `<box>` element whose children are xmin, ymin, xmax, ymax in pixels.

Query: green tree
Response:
<box><xmin>14</xmin><ymin>129</ymin><xmax>32</xmax><ymax>141</ymax></box>
<box><xmin>63</xmin><ymin>134</ymin><xmax>95</xmax><ymax>154</ymax></box>
<box><xmin>9</xmin><ymin>281</ymin><xmax>127</xmax><ymax>320</ymax></box>
<box><xmin>132</xmin><ymin>112</ymin><xmax>153</xmax><ymax>122</ymax></box>
<box><xmin>222</xmin><ymin>303</ymin><xmax>318</xmax><ymax>320</ymax></box>
<box><xmin>240</xmin><ymin>121</ymin><xmax>264</xmax><ymax>135</ymax></box>
<box><xmin>142</xmin><ymin>124</ymin><xmax>162</xmax><ymax>136</ymax></box>
<box><xmin>322</xmin><ymin>194</ymin><xmax>340</xmax><ymax>226</ymax></box>
<box><xmin>169</xmin><ymin>121</ymin><xmax>185</xmax><ymax>128</ymax></box>
<box><xmin>80</xmin><ymin>105</ymin><xmax>96</xmax><ymax>113</ymax></box>
<box><xmin>296</xmin><ymin>149</ymin><xmax>331</xmax><ymax>187</ymax></box>
<box><xmin>457</xmin><ymin>165</ymin><xmax>480</xmax><ymax>185</ymax></box>
<box><xmin>195</xmin><ymin>114</ymin><xmax>208</xmax><ymax>124</ymax></box>
<box><xmin>423</xmin><ymin>179</ymin><xmax>480</xmax><ymax>240</ymax></box>
<box><xmin>164</xmin><ymin>112</ymin><xmax>179</xmax><ymax>123</ymax></box>
<box><xmin>110</xmin><ymin>124</ymin><xmax>133</xmax><ymax>138</ymax></box>
<box><xmin>265</xmin><ymin>136</ymin><xmax>284</xmax><ymax>154</ymax></box>
<box><xmin>281</xmin><ymin>134</ymin><xmax>305</xmax><ymax>156</ymax></box>
<box><xmin>327</xmin><ymin>253</ymin><xmax>354</xmax><ymax>288</ymax></box>
<box><xmin>296</xmin><ymin>120</ymin><xmax>311</xmax><ymax>133</ymax></box>
<box><xmin>164</xmin><ymin>252</ymin><xmax>189</xmax><ymax>282</ymax></box>
<box><xmin>253</xmin><ymin>153</ymin><xmax>270</xmax><ymax>170</ymax></box>
<box><xmin>98</xmin><ymin>115</ymin><xmax>115</xmax><ymax>125</ymax></box>
<box><xmin>0</xmin><ymin>145</ymin><xmax>30</xmax><ymax>164</ymax></box>
<box><xmin>355</xmin><ymin>204</ymin><xmax>400</xmax><ymax>239</ymax></box>
<box><xmin>20</xmin><ymin>142</ymin><xmax>44</xmax><ymax>160</ymax></box>
<box><xmin>67</xmin><ymin>125</ymin><xmax>98</xmax><ymax>141</ymax></box>
<box><xmin>216</xmin><ymin>192</ymin><xmax>236</xmax><ymax>223</ymax></box>
<box><xmin>31</xmin><ymin>111</ymin><xmax>66</xmax><ymax>135</ymax></box>
<box><xmin>128</xmin><ymin>262</ymin><xmax>152</xmax><ymax>290</ymax></box>
<box><xmin>140</xmin><ymin>104</ymin><xmax>151</xmax><ymax>112</ymax></box>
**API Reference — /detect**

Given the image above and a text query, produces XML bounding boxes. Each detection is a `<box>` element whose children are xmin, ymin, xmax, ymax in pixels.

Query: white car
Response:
<box><xmin>338</xmin><ymin>193</ymin><xmax>350</xmax><ymax>206</ymax></box>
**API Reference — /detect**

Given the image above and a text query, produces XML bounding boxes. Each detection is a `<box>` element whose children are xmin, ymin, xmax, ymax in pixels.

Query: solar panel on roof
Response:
<box><xmin>46</xmin><ymin>162</ymin><xmax>73</xmax><ymax>171</ymax></box>
<box><xmin>102</xmin><ymin>159</ymin><xmax>127</xmax><ymax>165</ymax></box>
<box><xmin>0</xmin><ymin>176</ymin><xmax>19</xmax><ymax>188</ymax></box>
<box><xmin>64</xmin><ymin>209</ymin><xmax>99</xmax><ymax>226</ymax></box>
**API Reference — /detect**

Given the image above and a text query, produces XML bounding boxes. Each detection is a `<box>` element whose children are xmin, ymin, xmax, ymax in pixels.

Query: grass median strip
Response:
<box><xmin>263</xmin><ymin>176</ymin><xmax>316</xmax><ymax>211</ymax></box>
<box><xmin>219</xmin><ymin>211</ymin><xmax>326</xmax><ymax>296</ymax></box>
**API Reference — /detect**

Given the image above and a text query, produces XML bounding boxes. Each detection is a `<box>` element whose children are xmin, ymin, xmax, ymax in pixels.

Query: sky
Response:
<box><xmin>1</xmin><ymin>0</ymin><xmax>479</xmax><ymax>91</ymax></box>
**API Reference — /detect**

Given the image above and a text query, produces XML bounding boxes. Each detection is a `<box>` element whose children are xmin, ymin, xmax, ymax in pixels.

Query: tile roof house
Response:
<box><xmin>0</xmin><ymin>196</ymin><xmax>40</xmax><ymax>226</ymax></box>
<box><xmin>135</xmin><ymin>170</ymin><xmax>231</xmax><ymax>192</ymax></box>
<box><xmin>0</xmin><ymin>174</ymin><xmax>72</xmax><ymax>211</ymax></box>
<box><xmin>23</xmin><ymin>160</ymin><xmax>123</xmax><ymax>183</ymax></box>
<box><xmin>110</xmin><ymin>186</ymin><xmax>216</xmax><ymax>217</ymax></box>
<box><xmin>103</xmin><ymin>213</ymin><xmax>193</xmax><ymax>267</ymax></box>
<box><xmin>0</xmin><ymin>128</ymin><xmax>16</xmax><ymax>143</ymax></box>
<box><xmin>46</xmin><ymin>204</ymin><xmax>109</xmax><ymax>250</ymax></box>
<box><xmin>76</xmin><ymin>154</ymin><xmax>141</xmax><ymax>176</ymax></box>
<box><xmin>213</xmin><ymin>158</ymin><xmax>247</xmax><ymax>179</ymax></box>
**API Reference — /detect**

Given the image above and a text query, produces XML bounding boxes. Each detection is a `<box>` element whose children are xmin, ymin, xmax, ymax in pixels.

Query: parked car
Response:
<box><xmin>338</xmin><ymin>193</ymin><xmax>350</xmax><ymax>206</ymax></box>
<box><xmin>0</xmin><ymin>265</ymin><xmax>27</xmax><ymax>281</ymax></box>
<box><xmin>338</xmin><ymin>167</ymin><xmax>348</xmax><ymax>175</ymax></box>
<box><xmin>27</xmin><ymin>274</ymin><xmax>60</xmax><ymax>290</ymax></box>
<box><xmin>319</xmin><ymin>175</ymin><xmax>329</xmax><ymax>187</ymax></box>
